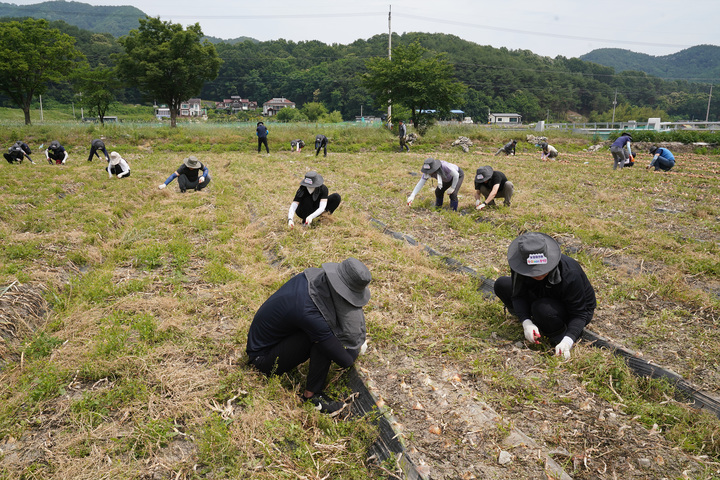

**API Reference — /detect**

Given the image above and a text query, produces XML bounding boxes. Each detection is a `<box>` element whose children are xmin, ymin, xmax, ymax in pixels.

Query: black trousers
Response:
<box><xmin>88</xmin><ymin>145</ymin><xmax>109</xmax><ymax>162</ymax></box>
<box><xmin>315</xmin><ymin>140</ymin><xmax>327</xmax><ymax>156</ymax></box>
<box><xmin>249</xmin><ymin>331</ymin><xmax>331</xmax><ymax>394</ymax></box>
<box><xmin>178</xmin><ymin>174</ymin><xmax>210</xmax><ymax>191</ymax></box>
<box><xmin>258</xmin><ymin>137</ymin><xmax>269</xmax><ymax>153</ymax></box>
<box><xmin>493</xmin><ymin>276</ymin><xmax>568</xmax><ymax>344</ymax></box>
<box><xmin>296</xmin><ymin>193</ymin><xmax>341</xmax><ymax>220</ymax></box>
<box><xmin>434</xmin><ymin>169</ymin><xmax>464</xmax><ymax>209</ymax></box>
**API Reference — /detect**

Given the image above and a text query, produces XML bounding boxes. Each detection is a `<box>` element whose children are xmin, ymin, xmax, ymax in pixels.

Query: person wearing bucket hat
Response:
<box><xmin>493</xmin><ymin>232</ymin><xmax>596</xmax><ymax>360</ymax></box>
<box><xmin>256</xmin><ymin>121</ymin><xmax>269</xmax><ymax>154</ymax></box>
<box><xmin>45</xmin><ymin>140</ymin><xmax>68</xmax><ymax>165</ymax></box>
<box><xmin>474</xmin><ymin>165</ymin><xmax>514</xmax><ymax>210</ymax></box>
<box><xmin>407</xmin><ymin>158</ymin><xmax>465</xmax><ymax>211</ymax></box>
<box><xmin>539</xmin><ymin>142</ymin><xmax>558</xmax><ymax>160</ymax></box>
<box><xmin>290</xmin><ymin>139</ymin><xmax>305</xmax><ymax>152</ymax></box>
<box><xmin>647</xmin><ymin>145</ymin><xmax>675</xmax><ymax>171</ymax></box>
<box><xmin>609</xmin><ymin>132</ymin><xmax>633</xmax><ymax>170</ymax></box>
<box><xmin>87</xmin><ymin>138</ymin><xmax>110</xmax><ymax>162</ymax></box>
<box><xmin>495</xmin><ymin>139</ymin><xmax>517</xmax><ymax>156</ymax></box>
<box><xmin>158</xmin><ymin>155</ymin><xmax>211</xmax><ymax>192</ymax></box>
<box><xmin>287</xmin><ymin>171</ymin><xmax>341</xmax><ymax>227</ymax></box>
<box><xmin>107</xmin><ymin>151</ymin><xmax>130</xmax><ymax>179</ymax></box>
<box><xmin>247</xmin><ymin>257</ymin><xmax>372</xmax><ymax>414</ymax></box>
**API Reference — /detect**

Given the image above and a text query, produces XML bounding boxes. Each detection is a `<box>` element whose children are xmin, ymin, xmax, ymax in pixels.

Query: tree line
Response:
<box><xmin>0</xmin><ymin>17</ymin><xmax>717</xmax><ymax>126</ymax></box>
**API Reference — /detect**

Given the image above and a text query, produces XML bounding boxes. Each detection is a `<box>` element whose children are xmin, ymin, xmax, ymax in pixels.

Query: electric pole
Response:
<box><xmin>706</xmin><ymin>85</ymin><xmax>713</xmax><ymax>122</ymax></box>
<box><xmin>611</xmin><ymin>89</ymin><xmax>617</xmax><ymax>125</ymax></box>
<box><xmin>387</xmin><ymin>5</ymin><xmax>392</xmax><ymax>128</ymax></box>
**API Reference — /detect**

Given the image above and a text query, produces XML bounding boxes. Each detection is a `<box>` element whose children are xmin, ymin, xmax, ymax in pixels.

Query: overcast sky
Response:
<box><xmin>11</xmin><ymin>0</ymin><xmax>720</xmax><ymax>58</ymax></box>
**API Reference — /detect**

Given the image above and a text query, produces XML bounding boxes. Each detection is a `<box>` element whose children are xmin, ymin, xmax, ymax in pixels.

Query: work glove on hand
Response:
<box><xmin>288</xmin><ymin>219</ymin><xmax>294</xmax><ymax>228</ymax></box>
<box><xmin>522</xmin><ymin>319</ymin><xmax>541</xmax><ymax>344</ymax></box>
<box><xmin>446</xmin><ymin>188</ymin><xmax>454</xmax><ymax>195</ymax></box>
<box><xmin>476</xmin><ymin>201</ymin><xmax>486</xmax><ymax>211</ymax></box>
<box><xmin>554</xmin><ymin>336</ymin><xmax>574</xmax><ymax>360</ymax></box>
<box><xmin>158</xmin><ymin>184</ymin><xmax>166</xmax><ymax>190</ymax></box>
<box><xmin>406</xmin><ymin>196</ymin><xmax>414</xmax><ymax>207</ymax></box>
<box><xmin>304</xmin><ymin>217</ymin><xmax>313</xmax><ymax>226</ymax></box>
<box><xmin>360</xmin><ymin>340</ymin><xmax>368</xmax><ymax>355</ymax></box>
<box><xmin>199</xmin><ymin>176</ymin><xmax>205</xmax><ymax>184</ymax></box>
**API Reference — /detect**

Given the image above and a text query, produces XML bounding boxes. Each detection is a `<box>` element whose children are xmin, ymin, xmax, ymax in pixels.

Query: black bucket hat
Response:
<box><xmin>322</xmin><ymin>257</ymin><xmax>372</xmax><ymax>307</ymax></box>
<box><xmin>507</xmin><ymin>232</ymin><xmax>561</xmax><ymax>277</ymax></box>
<box><xmin>300</xmin><ymin>171</ymin><xmax>324</xmax><ymax>188</ymax></box>
<box><xmin>649</xmin><ymin>146</ymin><xmax>658</xmax><ymax>154</ymax></box>
<box><xmin>421</xmin><ymin>158</ymin><xmax>441</xmax><ymax>175</ymax></box>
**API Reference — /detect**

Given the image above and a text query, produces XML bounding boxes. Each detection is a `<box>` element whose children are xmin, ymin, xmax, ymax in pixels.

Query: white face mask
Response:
<box><xmin>306</xmin><ymin>186</ymin><xmax>316</xmax><ymax>194</ymax></box>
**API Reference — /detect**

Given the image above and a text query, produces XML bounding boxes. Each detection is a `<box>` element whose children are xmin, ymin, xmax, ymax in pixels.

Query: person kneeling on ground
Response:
<box><xmin>45</xmin><ymin>141</ymin><xmax>68</xmax><ymax>165</ymax></box>
<box><xmin>407</xmin><ymin>158</ymin><xmax>464</xmax><ymax>211</ymax></box>
<box><xmin>540</xmin><ymin>142</ymin><xmax>558</xmax><ymax>160</ymax></box>
<box><xmin>246</xmin><ymin>257</ymin><xmax>372</xmax><ymax>414</ymax></box>
<box><xmin>495</xmin><ymin>139</ymin><xmax>516</xmax><ymax>156</ymax></box>
<box><xmin>647</xmin><ymin>145</ymin><xmax>675</xmax><ymax>171</ymax></box>
<box><xmin>290</xmin><ymin>139</ymin><xmax>305</xmax><ymax>152</ymax></box>
<box><xmin>107</xmin><ymin>151</ymin><xmax>130</xmax><ymax>179</ymax></box>
<box><xmin>474</xmin><ymin>166</ymin><xmax>513</xmax><ymax>210</ymax></box>
<box><xmin>158</xmin><ymin>155</ymin><xmax>210</xmax><ymax>192</ymax></box>
<box><xmin>288</xmin><ymin>171</ymin><xmax>341</xmax><ymax>227</ymax></box>
<box><xmin>4</xmin><ymin>141</ymin><xmax>34</xmax><ymax>164</ymax></box>
<box><xmin>493</xmin><ymin>232</ymin><xmax>596</xmax><ymax>360</ymax></box>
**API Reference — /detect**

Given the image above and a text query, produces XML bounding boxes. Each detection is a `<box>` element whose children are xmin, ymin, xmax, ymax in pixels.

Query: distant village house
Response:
<box><xmin>488</xmin><ymin>113</ymin><xmax>522</xmax><ymax>125</ymax></box>
<box><xmin>263</xmin><ymin>97</ymin><xmax>296</xmax><ymax>116</ymax></box>
<box><xmin>154</xmin><ymin>98</ymin><xmax>208</xmax><ymax>119</ymax></box>
<box><xmin>215</xmin><ymin>96</ymin><xmax>258</xmax><ymax>113</ymax></box>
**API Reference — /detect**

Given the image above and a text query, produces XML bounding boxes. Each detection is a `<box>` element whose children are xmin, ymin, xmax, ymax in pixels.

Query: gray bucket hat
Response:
<box><xmin>322</xmin><ymin>257</ymin><xmax>371</xmax><ymax>307</ymax></box>
<box><xmin>300</xmin><ymin>171</ymin><xmax>324</xmax><ymax>188</ymax></box>
<box><xmin>507</xmin><ymin>232</ymin><xmax>561</xmax><ymax>277</ymax></box>
<box><xmin>183</xmin><ymin>156</ymin><xmax>201</xmax><ymax>169</ymax></box>
<box><xmin>475</xmin><ymin>166</ymin><xmax>494</xmax><ymax>183</ymax></box>
<box><xmin>421</xmin><ymin>158</ymin><xmax>441</xmax><ymax>175</ymax></box>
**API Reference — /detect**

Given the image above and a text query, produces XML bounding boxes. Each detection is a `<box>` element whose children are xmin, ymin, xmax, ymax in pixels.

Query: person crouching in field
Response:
<box><xmin>158</xmin><ymin>156</ymin><xmax>210</xmax><ymax>192</ymax></box>
<box><xmin>647</xmin><ymin>145</ymin><xmax>675</xmax><ymax>171</ymax></box>
<box><xmin>4</xmin><ymin>141</ymin><xmax>34</xmax><ymax>164</ymax></box>
<box><xmin>474</xmin><ymin>166</ymin><xmax>513</xmax><ymax>210</ymax></box>
<box><xmin>539</xmin><ymin>142</ymin><xmax>558</xmax><ymax>160</ymax></box>
<box><xmin>288</xmin><ymin>171</ymin><xmax>341</xmax><ymax>228</ymax></box>
<box><xmin>88</xmin><ymin>138</ymin><xmax>110</xmax><ymax>162</ymax></box>
<box><xmin>495</xmin><ymin>139</ymin><xmax>516</xmax><ymax>156</ymax></box>
<box><xmin>290</xmin><ymin>139</ymin><xmax>305</xmax><ymax>152</ymax></box>
<box><xmin>315</xmin><ymin>134</ymin><xmax>328</xmax><ymax>157</ymax></box>
<box><xmin>493</xmin><ymin>232</ymin><xmax>596</xmax><ymax>360</ymax></box>
<box><xmin>45</xmin><ymin>141</ymin><xmax>68</xmax><ymax>165</ymax></box>
<box><xmin>107</xmin><ymin>152</ymin><xmax>130</xmax><ymax>179</ymax></box>
<box><xmin>246</xmin><ymin>257</ymin><xmax>371</xmax><ymax>414</ymax></box>
<box><xmin>407</xmin><ymin>158</ymin><xmax>464</xmax><ymax>211</ymax></box>
<box><xmin>609</xmin><ymin>132</ymin><xmax>632</xmax><ymax>170</ymax></box>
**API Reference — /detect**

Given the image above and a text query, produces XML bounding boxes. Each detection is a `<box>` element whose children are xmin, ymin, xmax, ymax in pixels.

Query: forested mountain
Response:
<box><xmin>0</xmin><ymin>0</ymin><xmax>144</xmax><ymax>37</ymax></box>
<box><xmin>580</xmin><ymin>45</ymin><xmax>720</xmax><ymax>83</ymax></box>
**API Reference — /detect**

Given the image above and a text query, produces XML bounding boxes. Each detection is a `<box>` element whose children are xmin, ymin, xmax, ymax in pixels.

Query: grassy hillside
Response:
<box><xmin>0</xmin><ymin>123</ymin><xmax>719</xmax><ymax>479</ymax></box>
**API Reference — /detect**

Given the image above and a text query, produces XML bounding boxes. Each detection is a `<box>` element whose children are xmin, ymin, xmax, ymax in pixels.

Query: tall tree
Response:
<box><xmin>73</xmin><ymin>65</ymin><xmax>122</xmax><ymax>125</ymax></box>
<box><xmin>116</xmin><ymin>17</ymin><xmax>221</xmax><ymax>127</ymax></box>
<box><xmin>363</xmin><ymin>41</ymin><xmax>466</xmax><ymax>129</ymax></box>
<box><xmin>0</xmin><ymin>18</ymin><xmax>83</xmax><ymax>125</ymax></box>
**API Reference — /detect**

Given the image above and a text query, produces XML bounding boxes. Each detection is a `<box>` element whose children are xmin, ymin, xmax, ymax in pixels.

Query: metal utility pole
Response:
<box><xmin>706</xmin><ymin>85</ymin><xmax>713</xmax><ymax>122</ymax></box>
<box><xmin>387</xmin><ymin>5</ymin><xmax>392</xmax><ymax>128</ymax></box>
<box><xmin>611</xmin><ymin>89</ymin><xmax>617</xmax><ymax>124</ymax></box>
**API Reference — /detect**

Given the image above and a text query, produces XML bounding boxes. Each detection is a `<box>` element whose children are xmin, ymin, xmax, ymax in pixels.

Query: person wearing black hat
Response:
<box><xmin>407</xmin><ymin>158</ymin><xmax>464</xmax><ymax>211</ymax></box>
<box><xmin>474</xmin><ymin>166</ymin><xmax>514</xmax><ymax>210</ymax></box>
<box><xmin>288</xmin><ymin>171</ymin><xmax>341</xmax><ymax>227</ymax></box>
<box><xmin>398</xmin><ymin>121</ymin><xmax>409</xmax><ymax>152</ymax></box>
<box><xmin>495</xmin><ymin>139</ymin><xmax>517</xmax><ymax>156</ymax></box>
<box><xmin>45</xmin><ymin>140</ymin><xmax>68</xmax><ymax>165</ymax></box>
<box><xmin>290</xmin><ymin>139</ymin><xmax>305</xmax><ymax>152</ymax></box>
<box><xmin>315</xmin><ymin>134</ymin><xmax>328</xmax><ymax>157</ymax></box>
<box><xmin>609</xmin><ymin>132</ymin><xmax>633</xmax><ymax>170</ymax></box>
<box><xmin>4</xmin><ymin>141</ymin><xmax>34</xmax><ymax>164</ymax></box>
<box><xmin>87</xmin><ymin>138</ymin><xmax>110</xmax><ymax>162</ymax></box>
<box><xmin>256</xmin><ymin>121</ymin><xmax>269</xmax><ymax>153</ymax></box>
<box><xmin>539</xmin><ymin>142</ymin><xmax>558</xmax><ymax>160</ymax></box>
<box><xmin>493</xmin><ymin>232</ymin><xmax>596</xmax><ymax>359</ymax></box>
<box><xmin>647</xmin><ymin>145</ymin><xmax>675</xmax><ymax>171</ymax></box>
<box><xmin>158</xmin><ymin>155</ymin><xmax>210</xmax><ymax>192</ymax></box>
<box><xmin>246</xmin><ymin>257</ymin><xmax>372</xmax><ymax>414</ymax></box>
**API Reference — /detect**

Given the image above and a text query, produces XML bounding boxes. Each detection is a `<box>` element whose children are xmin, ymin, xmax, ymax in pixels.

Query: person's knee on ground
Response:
<box><xmin>530</xmin><ymin>297</ymin><xmax>567</xmax><ymax>345</ymax></box>
<box><xmin>326</xmin><ymin>193</ymin><xmax>341</xmax><ymax>214</ymax></box>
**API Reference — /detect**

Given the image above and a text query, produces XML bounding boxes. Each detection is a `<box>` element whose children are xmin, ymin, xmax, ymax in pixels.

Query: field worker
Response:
<box><xmin>87</xmin><ymin>138</ymin><xmax>110</xmax><ymax>162</ymax></box>
<box><xmin>647</xmin><ymin>145</ymin><xmax>675</xmax><ymax>171</ymax></box>
<box><xmin>407</xmin><ymin>158</ymin><xmax>464</xmax><ymax>211</ymax></box>
<box><xmin>246</xmin><ymin>257</ymin><xmax>371</xmax><ymax>414</ymax></box>
<box><xmin>45</xmin><ymin>140</ymin><xmax>68</xmax><ymax>165</ymax></box>
<box><xmin>398</xmin><ymin>120</ymin><xmax>409</xmax><ymax>152</ymax></box>
<box><xmin>290</xmin><ymin>139</ymin><xmax>305</xmax><ymax>152</ymax></box>
<box><xmin>493</xmin><ymin>232</ymin><xmax>596</xmax><ymax>360</ymax></box>
<box><xmin>4</xmin><ymin>141</ymin><xmax>34</xmax><ymax>164</ymax></box>
<box><xmin>474</xmin><ymin>166</ymin><xmax>514</xmax><ymax>210</ymax></box>
<box><xmin>540</xmin><ymin>142</ymin><xmax>558</xmax><ymax>160</ymax></box>
<box><xmin>495</xmin><ymin>139</ymin><xmax>517</xmax><ymax>156</ymax></box>
<box><xmin>158</xmin><ymin>155</ymin><xmax>210</xmax><ymax>192</ymax></box>
<box><xmin>609</xmin><ymin>132</ymin><xmax>632</xmax><ymax>170</ymax></box>
<box><xmin>256</xmin><ymin>121</ymin><xmax>269</xmax><ymax>154</ymax></box>
<box><xmin>107</xmin><ymin>151</ymin><xmax>130</xmax><ymax>179</ymax></box>
<box><xmin>288</xmin><ymin>171</ymin><xmax>341</xmax><ymax>228</ymax></box>
<box><xmin>315</xmin><ymin>134</ymin><xmax>328</xmax><ymax>157</ymax></box>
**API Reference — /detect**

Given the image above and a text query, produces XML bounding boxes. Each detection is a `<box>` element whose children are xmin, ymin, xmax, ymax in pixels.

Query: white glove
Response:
<box><xmin>407</xmin><ymin>195</ymin><xmax>414</xmax><ymax>206</ymax></box>
<box><xmin>288</xmin><ymin>218</ymin><xmax>294</xmax><ymax>228</ymax></box>
<box><xmin>476</xmin><ymin>202</ymin><xmax>486</xmax><ymax>211</ymax></box>
<box><xmin>117</xmin><ymin>174</ymin><xmax>123</xmax><ymax>178</ymax></box>
<box><xmin>446</xmin><ymin>188</ymin><xmax>454</xmax><ymax>195</ymax></box>
<box><xmin>522</xmin><ymin>319</ymin><xmax>540</xmax><ymax>344</ymax></box>
<box><xmin>158</xmin><ymin>184</ymin><xmax>166</xmax><ymax>190</ymax></box>
<box><xmin>554</xmin><ymin>336</ymin><xmax>574</xmax><ymax>360</ymax></box>
<box><xmin>360</xmin><ymin>340</ymin><xmax>368</xmax><ymax>355</ymax></box>
<box><xmin>304</xmin><ymin>217</ymin><xmax>313</xmax><ymax>226</ymax></box>
<box><xmin>199</xmin><ymin>176</ymin><xmax>205</xmax><ymax>184</ymax></box>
